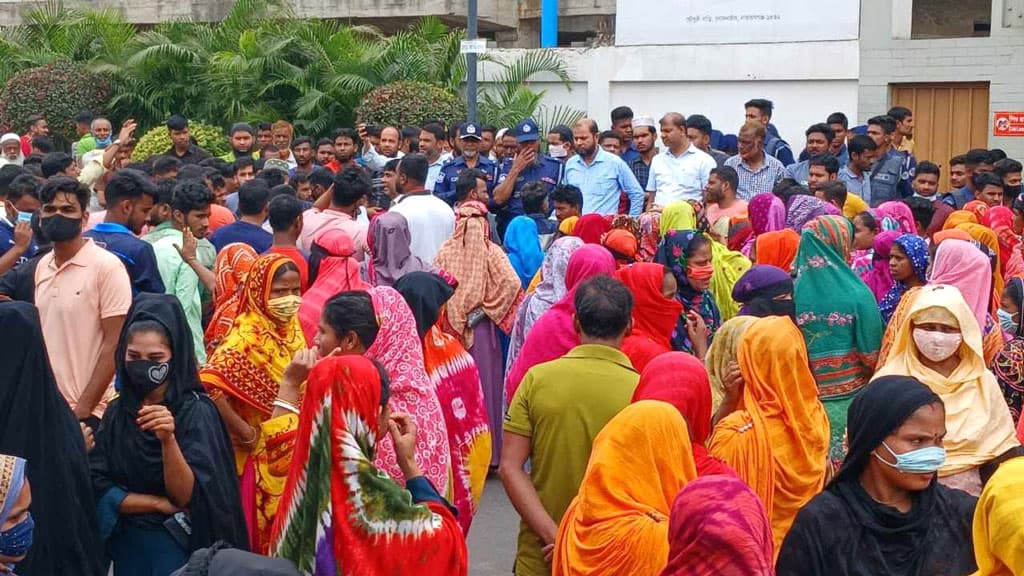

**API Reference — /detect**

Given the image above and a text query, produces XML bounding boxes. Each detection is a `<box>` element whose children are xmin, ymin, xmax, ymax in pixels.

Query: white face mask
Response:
<box><xmin>912</xmin><ymin>328</ymin><xmax>963</xmax><ymax>363</ymax></box>
<box><xmin>548</xmin><ymin>145</ymin><xmax>568</xmax><ymax>159</ymax></box>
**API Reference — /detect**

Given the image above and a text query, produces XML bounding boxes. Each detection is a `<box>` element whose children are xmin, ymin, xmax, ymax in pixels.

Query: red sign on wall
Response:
<box><xmin>994</xmin><ymin>112</ymin><xmax>1024</xmax><ymax>137</ymax></box>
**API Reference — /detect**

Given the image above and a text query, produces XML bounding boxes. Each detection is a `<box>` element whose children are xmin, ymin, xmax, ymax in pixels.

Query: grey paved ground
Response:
<box><xmin>467</xmin><ymin>477</ymin><xmax>518</xmax><ymax>575</ymax></box>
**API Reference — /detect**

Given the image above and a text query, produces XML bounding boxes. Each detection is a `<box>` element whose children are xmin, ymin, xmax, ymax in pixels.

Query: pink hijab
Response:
<box><xmin>743</xmin><ymin>194</ymin><xmax>786</xmax><ymax>257</ymax></box>
<box><xmin>505</xmin><ymin>245</ymin><xmax>616</xmax><ymax>401</ymax></box>
<box><xmin>930</xmin><ymin>239</ymin><xmax>992</xmax><ymax>333</ymax></box>
<box><xmin>298</xmin><ymin>229</ymin><xmax>369</xmax><ymax>343</ymax></box>
<box><xmin>366</xmin><ymin>286</ymin><xmax>452</xmax><ymax>493</ymax></box>
<box><xmin>876</xmin><ymin>201</ymin><xmax>918</xmax><ymax>235</ymax></box>
<box><xmin>859</xmin><ymin>231</ymin><xmax>899</xmax><ymax>303</ymax></box>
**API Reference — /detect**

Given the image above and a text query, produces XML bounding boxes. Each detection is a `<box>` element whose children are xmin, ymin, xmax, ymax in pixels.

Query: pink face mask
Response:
<box><xmin>687</xmin><ymin>263</ymin><xmax>714</xmax><ymax>282</ymax></box>
<box><xmin>912</xmin><ymin>328</ymin><xmax>963</xmax><ymax>362</ymax></box>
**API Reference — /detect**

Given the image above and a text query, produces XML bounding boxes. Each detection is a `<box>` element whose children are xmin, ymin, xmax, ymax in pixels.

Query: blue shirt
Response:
<box><xmin>434</xmin><ymin>156</ymin><xmax>500</xmax><ymax>207</ymax></box>
<box><xmin>496</xmin><ymin>155</ymin><xmax>563</xmax><ymax>237</ymax></box>
<box><xmin>209</xmin><ymin>220</ymin><xmax>273</xmax><ymax>253</ymax></box>
<box><xmin>0</xmin><ymin>219</ymin><xmax>36</xmax><ymax>266</ymax></box>
<box><xmin>838</xmin><ymin>166</ymin><xmax>872</xmax><ymax>205</ymax></box>
<box><xmin>564</xmin><ymin>148</ymin><xmax>645</xmax><ymax>217</ymax></box>
<box><xmin>620</xmin><ymin>144</ymin><xmax>641</xmax><ymax>165</ymax></box>
<box><xmin>83</xmin><ymin>222</ymin><xmax>165</xmax><ymax>295</ymax></box>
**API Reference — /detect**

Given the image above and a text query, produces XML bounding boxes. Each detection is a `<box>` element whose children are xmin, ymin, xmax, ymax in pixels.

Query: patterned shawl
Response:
<box><xmin>983</xmin><ymin>206</ymin><xmax>1024</xmax><ymax>279</ymax></box>
<box><xmin>637</xmin><ymin>211</ymin><xmax>662</xmax><ymax>262</ymax></box>
<box><xmin>785</xmin><ymin>195</ymin><xmax>841</xmax><ymax>230</ymax></box>
<box><xmin>0</xmin><ymin>453</ymin><xmax>26</xmax><ymax>527</ymax></box>
<box><xmin>879</xmin><ymin>234</ymin><xmax>929</xmax><ymax>325</ymax></box>
<box><xmin>204</xmin><ymin>242</ymin><xmax>258</xmax><ymax>355</ymax></box>
<box><xmin>553</xmin><ymin>401</ymin><xmax>698</xmax><ymax>576</ymax></box>
<box><xmin>201</xmin><ymin>254</ymin><xmax>307</xmax><ymax>416</ymax></box>
<box><xmin>362</xmin><ymin>211</ymin><xmax>435</xmax><ymax>287</ymax></box>
<box><xmin>993</xmin><ymin>277</ymin><xmax>1024</xmax><ymax>424</ymax></box>
<box><xmin>705</xmin><ymin>315</ymin><xmax>758</xmax><ymax>412</ymax></box>
<box><xmin>654</xmin><ymin>230</ymin><xmax>721</xmax><ymax>353</ymax></box>
<box><xmin>365</xmin><ymin>286</ymin><xmax>451</xmax><ymax>494</ymax></box>
<box><xmin>434</xmin><ymin>201</ymin><xmax>523</xmax><ymax>347</ymax></box>
<box><xmin>270</xmin><ymin>356</ymin><xmax>467</xmax><ymax>576</ymax></box>
<box><xmin>749</xmin><ymin>193</ymin><xmax>786</xmax><ymax>235</ymax></box>
<box><xmin>507</xmin><ymin>237</ymin><xmax>584</xmax><ymax>375</ymax></box>
<box><xmin>875</xmin><ymin>201</ymin><xmax>919</xmax><ymax>235</ymax></box>
<box><xmin>298</xmin><ymin>229</ymin><xmax>369</xmax><ymax>344</ymax></box>
<box><xmin>794</xmin><ymin>216</ymin><xmax>883</xmax><ymax>462</ymax></box>
<box><xmin>394</xmin><ymin>272</ymin><xmax>492</xmax><ymax>535</ymax></box>
<box><xmin>660</xmin><ymin>476</ymin><xmax>775</xmax><ymax>576</ymax></box>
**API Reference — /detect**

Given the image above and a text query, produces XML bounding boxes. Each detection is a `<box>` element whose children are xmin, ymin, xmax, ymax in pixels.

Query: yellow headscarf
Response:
<box><xmin>971</xmin><ymin>457</ymin><xmax>1024</xmax><ymax>576</ymax></box>
<box><xmin>705</xmin><ymin>315</ymin><xmax>758</xmax><ymax>412</ymax></box>
<box><xmin>558</xmin><ymin>216</ymin><xmax>579</xmax><ymax>236</ymax></box>
<box><xmin>553</xmin><ymin>401</ymin><xmax>698</xmax><ymax>576</ymax></box>
<box><xmin>708</xmin><ymin>239</ymin><xmax>751</xmax><ymax>322</ymax></box>
<box><xmin>873</xmin><ymin>284</ymin><xmax>1020</xmax><ymax>476</ymax></box>
<box><xmin>659</xmin><ymin>201</ymin><xmax>697</xmax><ymax>237</ymax></box>
<box><xmin>842</xmin><ymin>192</ymin><xmax>869</xmax><ymax>220</ymax></box>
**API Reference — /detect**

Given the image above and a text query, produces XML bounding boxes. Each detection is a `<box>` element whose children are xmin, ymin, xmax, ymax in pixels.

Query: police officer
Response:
<box><xmin>434</xmin><ymin>122</ymin><xmax>499</xmax><ymax>207</ymax></box>
<box><xmin>492</xmin><ymin>118</ymin><xmax>563</xmax><ymax>239</ymax></box>
<box><xmin>866</xmin><ymin>115</ymin><xmax>913</xmax><ymax>207</ymax></box>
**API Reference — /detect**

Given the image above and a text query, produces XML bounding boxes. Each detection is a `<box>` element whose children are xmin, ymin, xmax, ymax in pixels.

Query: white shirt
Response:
<box><xmin>426</xmin><ymin>152</ymin><xmax>451</xmax><ymax>191</ymax></box>
<box><xmin>646</xmin><ymin>144</ymin><xmax>717</xmax><ymax>206</ymax></box>
<box><xmin>389</xmin><ymin>193</ymin><xmax>455</xmax><ymax>263</ymax></box>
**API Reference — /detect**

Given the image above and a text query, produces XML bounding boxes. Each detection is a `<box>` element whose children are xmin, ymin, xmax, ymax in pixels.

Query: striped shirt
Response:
<box><xmin>724</xmin><ymin>153</ymin><xmax>787</xmax><ymax>201</ymax></box>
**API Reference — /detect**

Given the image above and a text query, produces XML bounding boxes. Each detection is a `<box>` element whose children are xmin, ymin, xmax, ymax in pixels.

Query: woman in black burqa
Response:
<box><xmin>0</xmin><ymin>301</ymin><xmax>106</xmax><ymax>575</ymax></box>
<box><xmin>777</xmin><ymin>375</ymin><xmax>977</xmax><ymax>575</ymax></box>
<box><xmin>90</xmin><ymin>293</ymin><xmax>247</xmax><ymax>575</ymax></box>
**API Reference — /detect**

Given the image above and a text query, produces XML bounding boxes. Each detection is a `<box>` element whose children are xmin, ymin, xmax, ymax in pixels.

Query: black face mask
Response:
<box><xmin>1006</xmin><ymin>184</ymin><xmax>1023</xmax><ymax>203</ymax></box>
<box><xmin>39</xmin><ymin>214</ymin><xmax>81</xmax><ymax>242</ymax></box>
<box><xmin>769</xmin><ymin>298</ymin><xmax>797</xmax><ymax>322</ymax></box>
<box><xmin>124</xmin><ymin>360</ymin><xmax>170</xmax><ymax>399</ymax></box>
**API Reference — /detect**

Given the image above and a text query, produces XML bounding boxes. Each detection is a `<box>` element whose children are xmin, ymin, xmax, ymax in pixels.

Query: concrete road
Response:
<box><xmin>467</xmin><ymin>477</ymin><xmax>519</xmax><ymax>575</ymax></box>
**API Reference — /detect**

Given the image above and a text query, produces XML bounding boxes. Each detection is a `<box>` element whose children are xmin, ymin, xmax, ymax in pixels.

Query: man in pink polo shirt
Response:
<box><xmin>33</xmin><ymin>176</ymin><xmax>132</xmax><ymax>429</ymax></box>
<box><xmin>299</xmin><ymin>167</ymin><xmax>368</xmax><ymax>258</ymax></box>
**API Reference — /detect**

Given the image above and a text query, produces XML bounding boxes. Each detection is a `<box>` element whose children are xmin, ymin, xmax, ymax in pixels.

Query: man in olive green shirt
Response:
<box><xmin>501</xmin><ymin>276</ymin><xmax>640</xmax><ymax>576</ymax></box>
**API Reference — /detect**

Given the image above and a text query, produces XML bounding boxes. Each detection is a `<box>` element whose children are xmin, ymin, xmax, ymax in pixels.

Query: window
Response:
<box><xmin>912</xmin><ymin>0</ymin><xmax>991</xmax><ymax>38</ymax></box>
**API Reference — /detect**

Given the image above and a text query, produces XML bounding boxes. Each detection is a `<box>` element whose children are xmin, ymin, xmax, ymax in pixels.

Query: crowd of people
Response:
<box><xmin>1</xmin><ymin>98</ymin><xmax>1024</xmax><ymax>575</ymax></box>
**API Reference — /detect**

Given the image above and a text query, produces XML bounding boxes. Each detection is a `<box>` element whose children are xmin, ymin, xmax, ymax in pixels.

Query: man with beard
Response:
<box><xmin>785</xmin><ymin>123</ymin><xmax>835</xmax><ymax>186</ymax></box>
<box><xmin>83</xmin><ymin>169</ymin><xmax>164</xmax><ymax>294</ymax></box>
<box><xmin>359</xmin><ymin>125</ymin><xmax>404</xmax><ymax>171</ymax></box>
<box><xmin>703</xmin><ymin>166</ymin><xmax>747</xmax><ymax>239</ymax></box>
<box><xmin>329</xmin><ymin>128</ymin><xmax>361</xmax><ymax>172</ymax></box>
<box><xmin>494</xmin><ymin>119</ymin><xmax>563</xmax><ymax>237</ymax></box>
<box><xmin>419</xmin><ymin>123</ymin><xmax>450</xmax><ymax>191</ymax></box>
<box><xmin>724</xmin><ymin>121</ymin><xmax>787</xmax><ymax>200</ymax></box>
<box><xmin>565</xmin><ymin>118</ymin><xmax>644</xmax><ymax>216</ymax></box>
<box><xmin>221</xmin><ymin>123</ymin><xmax>257</xmax><ymax>162</ymax></box>
<box><xmin>435</xmin><ymin>122</ymin><xmax>498</xmax><ymax>207</ymax></box>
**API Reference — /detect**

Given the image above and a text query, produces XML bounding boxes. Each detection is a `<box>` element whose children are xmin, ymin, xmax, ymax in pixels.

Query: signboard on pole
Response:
<box><xmin>994</xmin><ymin>112</ymin><xmax>1024</xmax><ymax>137</ymax></box>
<box><xmin>460</xmin><ymin>39</ymin><xmax>487</xmax><ymax>54</ymax></box>
<box><xmin>615</xmin><ymin>0</ymin><xmax>859</xmax><ymax>46</ymax></box>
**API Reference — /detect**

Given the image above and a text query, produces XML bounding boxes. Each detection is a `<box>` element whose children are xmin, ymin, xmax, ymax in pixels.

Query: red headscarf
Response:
<box><xmin>632</xmin><ymin>352</ymin><xmax>736</xmax><ymax>477</ymax></box>
<box><xmin>574</xmin><ymin>214</ymin><xmax>613</xmax><ymax>244</ymax></box>
<box><xmin>614</xmin><ymin>263</ymin><xmax>682</xmax><ymax>373</ymax></box>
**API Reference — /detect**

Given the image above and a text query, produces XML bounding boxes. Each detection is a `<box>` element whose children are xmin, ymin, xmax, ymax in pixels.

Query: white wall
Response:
<box><xmin>484</xmin><ymin>41</ymin><xmax>860</xmax><ymax>149</ymax></box>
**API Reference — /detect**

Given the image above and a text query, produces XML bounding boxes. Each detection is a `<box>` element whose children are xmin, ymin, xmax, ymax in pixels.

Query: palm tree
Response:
<box><xmin>477</xmin><ymin>50</ymin><xmax>582</xmax><ymax>132</ymax></box>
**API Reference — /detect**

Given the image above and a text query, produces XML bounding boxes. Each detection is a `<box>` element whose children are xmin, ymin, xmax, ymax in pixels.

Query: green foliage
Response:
<box><xmin>477</xmin><ymin>51</ymin><xmax>579</xmax><ymax>133</ymax></box>
<box><xmin>0</xmin><ymin>0</ymin><xmax>582</xmax><ymax>138</ymax></box>
<box><xmin>354</xmin><ymin>81</ymin><xmax>466</xmax><ymax>129</ymax></box>
<box><xmin>131</xmin><ymin>122</ymin><xmax>231</xmax><ymax>162</ymax></box>
<box><xmin>0</xmin><ymin>60</ymin><xmax>109</xmax><ymax>142</ymax></box>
